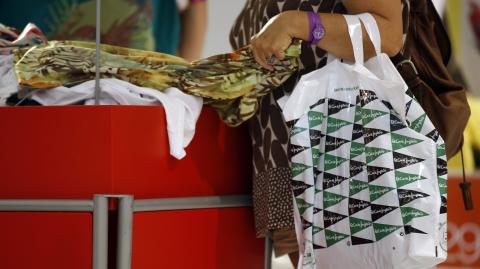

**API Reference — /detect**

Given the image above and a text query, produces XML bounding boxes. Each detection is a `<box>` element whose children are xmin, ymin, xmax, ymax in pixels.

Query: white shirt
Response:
<box><xmin>24</xmin><ymin>79</ymin><xmax>202</xmax><ymax>160</ymax></box>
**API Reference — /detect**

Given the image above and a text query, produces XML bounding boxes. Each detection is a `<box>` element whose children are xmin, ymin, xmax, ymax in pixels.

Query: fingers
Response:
<box><xmin>253</xmin><ymin>50</ymin><xmax>273</xmax><ymax>71</ymax></box>
<box><xmin>274</xmin><ymin>50</ymin><xmax>286</xmax><ymax>61</ymax></box>
<box><xmin>251</xmin><ymin>37</ymin><xmax>274</xmax><ymax>71</ymax></box>
<box><xmin>251</xmin><ymin>35</ymin><xmax>290</xmax><ymax>70</ymax></box>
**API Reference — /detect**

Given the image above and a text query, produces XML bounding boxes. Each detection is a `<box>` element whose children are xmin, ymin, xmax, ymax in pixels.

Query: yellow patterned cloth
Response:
<box><xmin>14</xmin><ymin>40</ymin><xmax>301</xmax><ymax>126</ymax></box>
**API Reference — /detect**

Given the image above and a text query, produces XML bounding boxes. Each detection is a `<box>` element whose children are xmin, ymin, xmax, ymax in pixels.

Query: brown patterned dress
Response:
<box><xmin>229</xmin><ymin>0</ymin><xmax>409</xmax><ymax>239</ymax></box>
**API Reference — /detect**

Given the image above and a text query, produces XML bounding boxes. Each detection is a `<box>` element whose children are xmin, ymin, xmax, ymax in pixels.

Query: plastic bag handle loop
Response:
<box><xmin>358</xmin><ymin>13</ymin><xmax>382</xmax><ymax>56</ymax></box>
<box><xmin>343</xmin><ymin>15</ymin><xmax>364</xmax><ymax>65</ymax></box>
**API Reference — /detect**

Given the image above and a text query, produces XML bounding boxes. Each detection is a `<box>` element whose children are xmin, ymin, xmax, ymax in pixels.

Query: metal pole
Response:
<box><xmin>264</xmin><ymin>234</ymin><xmax>273</xmax><ymax>269</ymax></box>
<box><xmin>0</xmin><ymin>200</ymin><xmax>93</xmax><ymax>212</ymax></box>
<box><xmin>116</xmin><ymin>195</ymin><xmax>134</xmax><ymax>269</ymax></box>
<box><xmin>94</xmin><ymin>0</ymin><xmax>101</xmax><ymax>104</ymax></box>
<box><xmin>133</xmin><ymin>195</ymin><xmax>252</xmax><ymax>212</ymax></box>
<box><xmin>93</xmin><ymin>195</ymin><xmax>108</xmax><ymax>269</ymax></box>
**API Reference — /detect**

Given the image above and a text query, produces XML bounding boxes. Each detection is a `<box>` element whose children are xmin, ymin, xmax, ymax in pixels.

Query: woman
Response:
<box><xmin>230</xmin><ymin>0</ymin><xmax>406</xmax><ymax>265</ymax></box>
<box><xmin>0</xmin><ymin>0</ymin><xmax>207</xmax><ymax>61</ymax></box>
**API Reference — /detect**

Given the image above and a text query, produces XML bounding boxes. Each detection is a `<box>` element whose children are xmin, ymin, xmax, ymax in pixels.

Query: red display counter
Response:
<box><xmin>0</xmin><ymin>106</ymin><xmax>263</xmax><ymax>269</ymax></box>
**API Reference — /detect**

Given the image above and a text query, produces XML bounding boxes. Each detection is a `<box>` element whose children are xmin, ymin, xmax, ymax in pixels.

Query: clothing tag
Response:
<box><xmin>460</xmin><ymin>182</ymin><xmax>474</xmax><ymax>210</ymax></box>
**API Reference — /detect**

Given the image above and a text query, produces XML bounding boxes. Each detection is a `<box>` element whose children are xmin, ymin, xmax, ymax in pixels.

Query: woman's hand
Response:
<box><xmin>250</xmin><ymin>11</ymin><xmax>308</xmax><ymax>70</ymax></box>
<box><xmin>250</xmin><ymin>0</ymin><xmax>403</xmax><ymax>69</ymax></box>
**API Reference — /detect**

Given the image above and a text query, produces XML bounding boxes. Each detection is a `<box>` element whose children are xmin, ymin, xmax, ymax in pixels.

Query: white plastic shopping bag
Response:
<box><xmin>282</xmin><ymin>14</ymin><xmax>447</xmax><ymax>269</ymax></box>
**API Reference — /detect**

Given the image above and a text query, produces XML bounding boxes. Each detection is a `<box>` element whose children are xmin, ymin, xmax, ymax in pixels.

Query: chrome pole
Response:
<box><xmin>94</xmin><ymin>0</ymin><xmax>101</xmax><ymax>104</ymax></box>
<box><xmin>93</xmin><ymin>195</ymin><xmax>108</xmax><ymax>269</ymax></box>
<box><xmin>116</xmin><ymin>195</ymin><xmax>134</xmax><ymax>269</ymax></box>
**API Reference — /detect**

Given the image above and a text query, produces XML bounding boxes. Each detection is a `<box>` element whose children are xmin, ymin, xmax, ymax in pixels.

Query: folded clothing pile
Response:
<box><xmin>12</xmin><ymin>39</ymin><xmax>301</xmax><ymax>126</ymax></box>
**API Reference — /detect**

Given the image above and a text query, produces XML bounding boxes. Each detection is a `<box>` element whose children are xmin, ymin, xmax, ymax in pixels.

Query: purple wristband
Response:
<box><xmin>307</xmin><ymin>11</ymin><xmax>325</xmax><ymax>46</ymax></box>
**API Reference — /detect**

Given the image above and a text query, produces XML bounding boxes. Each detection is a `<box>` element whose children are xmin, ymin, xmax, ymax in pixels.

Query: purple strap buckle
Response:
<box><xmin>308</xmin><ymin>11</ymin><xmax>325</xmax><ymax>46</ymax></box>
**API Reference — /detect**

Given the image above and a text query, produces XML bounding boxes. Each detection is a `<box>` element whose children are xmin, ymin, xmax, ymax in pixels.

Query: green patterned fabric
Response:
<box><xmin>13</xmin><ymin>40</ymin><xmax>301</xmax><ymax>126</ymax></box>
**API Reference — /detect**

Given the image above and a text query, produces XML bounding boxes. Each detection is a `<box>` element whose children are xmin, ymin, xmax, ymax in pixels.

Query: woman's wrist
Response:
<box><xmin>279</xmin><ymin>10</ymin><xmax>311</xmax><ymax>41</ymax></box>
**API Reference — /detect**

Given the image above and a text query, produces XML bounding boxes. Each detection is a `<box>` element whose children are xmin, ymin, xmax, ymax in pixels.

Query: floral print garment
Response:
<box><xmin>13</xmin><ymin>40</ymin><xmax>301</xmax><ymax>126</ymax></box>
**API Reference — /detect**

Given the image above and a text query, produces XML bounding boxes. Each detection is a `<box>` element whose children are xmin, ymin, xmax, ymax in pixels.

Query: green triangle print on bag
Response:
<box><xmin>395</xmin><ymin>171</ymin><xmax>427</xmax><ymax>188</ymax></box>
<box><xmin>292</xmin><ymin>162</ymin><xmax>311</xmax><ymax>177</ymax></box>
<box><xmin>365</xmin><ymin>146</ymin><xmax>390</xmax><ymax>163</ymax></box>
<box><xmin>437</xmin><ymin>144</ymin><xmax>446</xmax><ymax>156</ymax></box>
<box><xmin>438</xmin><ymin>177</ymin><xmax>447</xmax><ymax>195</ymax></box>
<box><xmin>312</xmin><ymin>148</ymin><xmax>322</xmax><ymax>167</ymax></box>
<box><xmin>391</xmin><ymin>133</ymin><xmax>423</xmax><ymax>150</ymax></box>
<box><xmin>308</xmin><ymin>111</ymin><xmax>324</xmax><ymax>128</ymax></box>
<box><xmin>324</xmin><ymin>154</ymin><xmax>348</xmax><ymax>171</ymax></box>
<box><xmin>373</xmin><ymin>223</ymin><xmax>402</xmax><ymax>241</ymax></box>
<box><xmin>323</xmin><ymin>191</ymin><xmax>347</xmax><ymax>208</ymax></box>
<box><xmin>349</xmin><ymin>179</ymin><xmax>369</xmax><ymax>196</ymax></box>
<box><xmin>350</xmin><ymin>217</ymin><xmax>373</xmax><ymax>234</ymax></box>
<box><xmin>369</xmin><ymin>184</ymin><xmax>396</xmax><ymax>201</ymax></box>
<box><xmin>400</xmin><ymin>207</ymin><xmax>429</xmax><ymax>224</ymax></box>
<box><xmin>410</xmin><ymin>113</ymin><xmax>427</xmax><ymax>133</ymax></box>
<box><xmin>354</xmin><ymin>105</ymin><xmax>363</xmax><ymax>123</ymax></box>
<box><xmin>325</xmin><ymin>229</ymin><xmax>349</xmax><ymax>247</ymax></box>
<box><xmin>361</xmin><ymin>108</ymin><xmax>388</xmax><ymax>125</ymax></box>
<box><xmin>313</xmin><ymin>226</ymin><xmax>324</xmax><ymax>235</ymax></box>
<box><xmin>327</xmin><ymin>117</ymin><xmax>352</xmax><ymax>134</ymax></box>
<box><xmin>350</xmin><ymin>141</ymin><xmax>365</xmax><ymax>159</ymax></box>
<box><xmin>296</xmin><ymin>197</ymin><xmax>314</xmax><ymax>215</ymax></box>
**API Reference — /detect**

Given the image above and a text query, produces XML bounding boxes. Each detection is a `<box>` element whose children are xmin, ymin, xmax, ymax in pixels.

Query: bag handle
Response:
<box><xmin>343</xmin><ymin>15</ymin><xmax>364</xmax><ymax>65</ymax></box>
<box><xmin>357</xmin><ymin>13</ymin><xmax>381</xmax><ymax>56</ymax></box>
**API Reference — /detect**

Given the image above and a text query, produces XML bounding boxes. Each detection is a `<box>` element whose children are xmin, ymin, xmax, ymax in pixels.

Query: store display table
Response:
<box><xmin>0</xmin><ymin>106</ymin><xmax>263</xmax><ymax>269</ymax></box>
